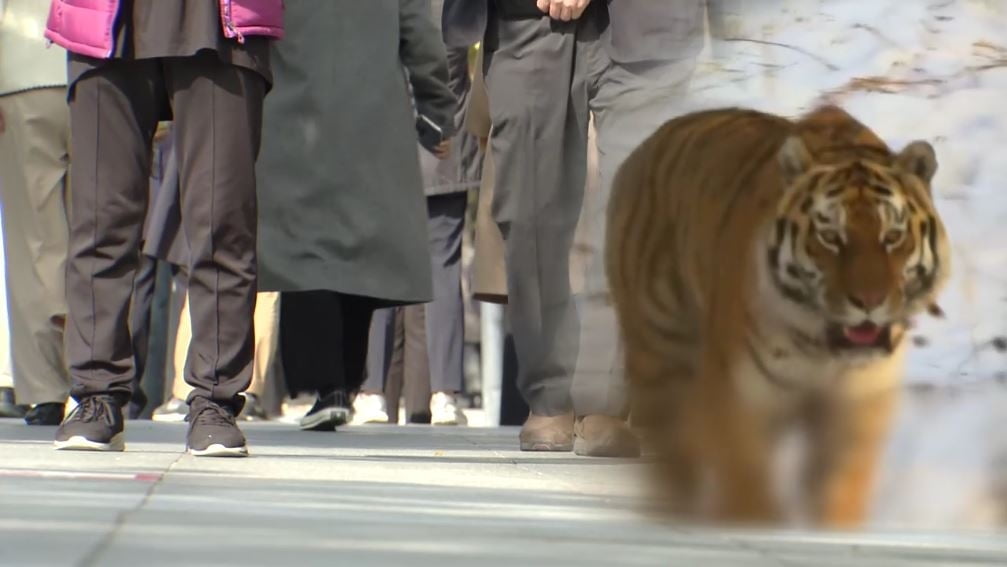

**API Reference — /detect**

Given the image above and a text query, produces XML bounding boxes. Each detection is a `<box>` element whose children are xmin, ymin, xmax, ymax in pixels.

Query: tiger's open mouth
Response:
<box><xmin>826</xmin><ymin>322</ymin><xmax>894</xmax><ymax>352</ymax></box>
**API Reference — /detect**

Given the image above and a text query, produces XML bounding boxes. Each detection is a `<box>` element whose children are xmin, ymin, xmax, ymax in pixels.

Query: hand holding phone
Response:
<box><xmin>416</xmin><ymin>114</ymin><xmax>447</xmax><ymax>157</ymax></box>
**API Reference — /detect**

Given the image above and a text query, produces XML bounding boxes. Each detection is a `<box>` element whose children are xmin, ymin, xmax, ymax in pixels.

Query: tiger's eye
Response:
<box><xmin>818</xmin><ymin>229</ymin><xmax>841</xmax><ymax>247</ymax></box>
<box><xmin>883</xmin><ymin>229</ymin><xmax>904</xmax><ymax>246</ymax></box>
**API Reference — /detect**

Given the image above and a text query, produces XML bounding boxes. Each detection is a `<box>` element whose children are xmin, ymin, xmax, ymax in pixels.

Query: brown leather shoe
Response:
<box><xmin>519</xmin><ymin>413</ymin><xmax>574</xmax><ymax>452</ymax></box>
<box><xmin>573</xmin><ymin>415</ymin><xmax>641</xmax><ymax>458</ymax></box>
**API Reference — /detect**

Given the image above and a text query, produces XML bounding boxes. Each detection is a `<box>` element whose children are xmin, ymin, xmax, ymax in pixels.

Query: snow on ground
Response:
<box><xmin>686</xmin><ymin>0</ymin><xmax>1007</xmax><ymax>384</ymax></box>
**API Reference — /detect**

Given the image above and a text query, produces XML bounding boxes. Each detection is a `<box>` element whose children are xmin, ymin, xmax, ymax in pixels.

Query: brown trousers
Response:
<box><xmin>65</xmin><ymin>53</ymin><xmax>264</xmax><ymax>409</ymax></box>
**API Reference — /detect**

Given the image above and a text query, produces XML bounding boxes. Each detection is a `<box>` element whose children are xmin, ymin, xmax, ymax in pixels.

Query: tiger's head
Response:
<box><xmin>765</xmin><ymin>132</ymin><xmax>950</xmax><ymax>358</ymax></box>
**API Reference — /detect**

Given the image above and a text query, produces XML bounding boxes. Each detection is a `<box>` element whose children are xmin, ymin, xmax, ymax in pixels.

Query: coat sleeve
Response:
<box><xmin>400</xmin><ymin>0</ymin><xmax>458</xmax><ymax>138</ymax></box>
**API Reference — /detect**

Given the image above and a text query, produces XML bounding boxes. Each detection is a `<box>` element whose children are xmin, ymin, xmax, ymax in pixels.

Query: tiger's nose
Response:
<box><xmin>848</xmin><ymin>291</ymin><xmax>885</xmax><ymax>310</ymax></box>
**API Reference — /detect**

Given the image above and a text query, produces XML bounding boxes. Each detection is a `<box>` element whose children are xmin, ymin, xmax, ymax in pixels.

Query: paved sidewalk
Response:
<box><xmin>1</xmin><ymin>385</ymin><xmax>1006</xmax><ymax>566</ymax></box>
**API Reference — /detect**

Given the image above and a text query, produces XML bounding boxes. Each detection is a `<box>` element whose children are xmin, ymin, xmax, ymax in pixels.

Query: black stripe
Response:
<box><xmin>926</xmin><ymin>214</ymin><xmax>938</xmax><ymax>262</ymax></box>
<box><xmin>767</xmin><ymin>247</ymin><xmax>779</xmax><ymax>269</ymax></box>
<box><xmin>801</xmin><ymin>197</ymin><xmax>814</xmax><ymax>213</ymax></box>
<box><xmin>775</xmin><ymin>218</ymin><xmax>787</xmax><ymax>244</ymax></box>
<box><xmin>789</xmin><ymin>329</ymin><xmax>824</xmax><ymax>355</ymax></box>
<box><xmin>867</xmin><ymin>183</ymin><xmax>893</xmax><ymax>196</ymax></box>
<box><xmin>745</xmin><ymin>334</ymin><xmax>799</xmax><ymax>391</ymax></box>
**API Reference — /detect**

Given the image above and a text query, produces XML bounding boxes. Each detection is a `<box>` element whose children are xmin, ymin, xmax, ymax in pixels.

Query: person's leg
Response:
<box><xmin>363</xmin><ymin>308</ymin><xmax>394</xmax><ymax>393</ymax></box>
<box><xmin>280</xmin><ymin>291</ymin><xmax>341</xmax><ymax>397</ymax></box>
<box><xmin>337</xmin><ymin>295</ymin><xmax>377</xmax><ymax>396</ymax></box>
<box><xmin>242</xmin><ymin>290</ymin><xmax>280</xmax><ymax>420</ymax></box>
<box><xmin>383</xmin><ymin>306</ymin><xmax>407</xmax><ymax>424</ymax></box>
<box><xmin>470</xmin><ymin>144</ymin><xmax>508</xmax><ymax>304</ymax></box>
<box><xmin>0</xmin><ymin>88</ymin><xmax>72</xmax><ymax>424</ymax></box>
<box><xmin>57</xmin><ymin>60</ymin><xmax>164</xmax><ymax>451</ymax></box>
<box><xmin>152</xmin><ymin>267</ymin><xmax>191</xmax><ymax>422</ymax></box>
<box><xmin>171</xmin><ymin>290</ymin><xmax>194</xmax><ymax>400</ymax></box>
<box><xmin>0</xmin><ymin>223</ymin><xmax>18</xmax><ymax>418</ymax></box>
<box><xmin>165</xmin><ymin>53</ymin><xmax>265</xmax><ymax>456</ymax></box>
<box><xmin>424</xmin><ymin>192</ymin><xmax>469</xmax><ymax>425</ymax></box>
<box><xmin>127</xmin><ymin>253</ymin><xmax>158</xmax><ymax>419</ymax></box>
<box><xmin>402</xmin><ymin>304</ymin><xmax>431</xmax><ymax>423</ymax></box>
<box><xmin>284</xmin><ymin>291</ymin><xmax>376</xmax><ymax>431</ymax></box>
<box><xmin>571</xmin><ymin>59</ymin><xmax>697</xmax><ymax>457</ymax></box>
<box><xmin>354</xmin><ymin>307</ymin><xmax>393</xmax><ymax>424</ymax></box>
<box><xmin>483</xmin><ymin>8</ymin><xmax>602</xmax><ymax>450</ymax></box>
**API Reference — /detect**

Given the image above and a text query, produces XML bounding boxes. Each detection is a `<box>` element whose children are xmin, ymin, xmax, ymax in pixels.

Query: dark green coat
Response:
<box><xmin>256</xmin><ymin>0</ymin><xmax>456</xmax><ymax>303</ymax></box>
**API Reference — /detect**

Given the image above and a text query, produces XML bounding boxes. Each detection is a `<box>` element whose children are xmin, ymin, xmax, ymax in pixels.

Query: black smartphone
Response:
<box><xmin>416</xmin><ymin>114</ymin><xmax>446</xmax><ymax>154</ymax></box>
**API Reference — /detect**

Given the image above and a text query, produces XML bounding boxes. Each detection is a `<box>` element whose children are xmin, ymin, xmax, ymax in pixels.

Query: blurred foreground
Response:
<box><xmin>0</xmin><ymin>382</ymin><xmax>1005</xmax><ymax>566</ymax></box>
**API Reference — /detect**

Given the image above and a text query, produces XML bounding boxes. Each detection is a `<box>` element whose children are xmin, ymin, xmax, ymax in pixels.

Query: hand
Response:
<box><xmin>433</xmin><ymin>139</ymin><xmax>451</xmax><ymax>160</ymax></box>
<box><xmin>536</xmin><ymin>0</ymin><xmax>592</xmax><ymax>22</ymax></box>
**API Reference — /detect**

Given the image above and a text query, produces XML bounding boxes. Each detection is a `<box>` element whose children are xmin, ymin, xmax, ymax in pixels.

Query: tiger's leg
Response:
<box><xmin>694</xmin><ymin>392</ymin><xmax>779</xmax><ymax>525</ymax></box>
<box><xmin>806</xmin><ymin>388</ymin><xmax>898</xmax><ymax>528</ymax></box>
<box><xmin>623</xmin><ymin>342</ymin><xmax>701</xmax><ymax>519</ymax></box>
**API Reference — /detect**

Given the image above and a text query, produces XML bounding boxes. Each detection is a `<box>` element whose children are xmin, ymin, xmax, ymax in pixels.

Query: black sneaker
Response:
<box><xmin>26</xmin><ymin>402</ymin><xmax>66</xmax><ymax>425</ymax></box>
<box><xmin>298</xmin><ymin>391</ymin><xmax>351</xmax><ymax>431</ymax></box>
<box><xmin>186</xmin><ymin>398</ymin><xmax>248</xmax><ymax>457</ymax></box>
<box><xmin>54</xmin><ymin>395</ymin><xmax>124</xmax><ymax>451</ymax></box>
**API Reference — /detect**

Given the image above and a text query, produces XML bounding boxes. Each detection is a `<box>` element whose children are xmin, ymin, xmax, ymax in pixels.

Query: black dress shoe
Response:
<box><xmin>127</xmin><ymin>388</ymin><xmax>149</xmax><ymax>420</ymax></box>
<box><xmin>25</xmin><ymin>402</ymin><xmax>66</xmax><ymax>426</ymax></box>
<box><xmin>0</xmin><ymin>387</ymin><xmax>26</xmax><ymax>419</ymax></box>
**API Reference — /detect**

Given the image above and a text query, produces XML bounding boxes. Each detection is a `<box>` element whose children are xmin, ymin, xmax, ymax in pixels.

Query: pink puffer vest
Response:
<box><xmin>44</xmin><ymin>0</ymin><xmax>284</xmax><ymax>59</ymax></box>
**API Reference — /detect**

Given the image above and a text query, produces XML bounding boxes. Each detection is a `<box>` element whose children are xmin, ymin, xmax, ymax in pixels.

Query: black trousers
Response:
<box><xmin>279</xmin><ymin>291</ymin><xmax>379</xmax><ymax>398</ymax></box>
<box><xmin>65</xmin><ymin>52</ymin><xmax>264</xmax><ymax>410</ymax></box>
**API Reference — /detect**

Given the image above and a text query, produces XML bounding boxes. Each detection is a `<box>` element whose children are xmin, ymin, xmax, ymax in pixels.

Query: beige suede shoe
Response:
<box><xmin>519</xmin><ymin>412</ymin><xmax>574</xmax><ymax>452</ymax></box>
<box><xmin>573</xmin><ymin>414</ymin><xmax>641</xmax><ymax>458</ymax></box>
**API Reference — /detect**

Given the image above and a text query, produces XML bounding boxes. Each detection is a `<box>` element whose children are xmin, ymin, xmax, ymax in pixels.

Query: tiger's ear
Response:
<box><xmin>777</xmin><ymin>135</ymin><xmax>814</xmax><ymax>184</ymax></box>
<box><xmin>895</xmin><ymin>140</ymin><xmax>938</xmax><ymax>184</ymax></box>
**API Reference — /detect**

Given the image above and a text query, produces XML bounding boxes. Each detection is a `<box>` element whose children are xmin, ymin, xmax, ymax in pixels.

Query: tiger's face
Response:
<box><xmin>767</xmin><ymin>137</ymin><xmax>950</xmax><ymax>357</ymax></box>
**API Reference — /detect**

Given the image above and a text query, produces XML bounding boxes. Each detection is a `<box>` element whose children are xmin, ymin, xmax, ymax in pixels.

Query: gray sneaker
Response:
<box><xmin>54</xmin><ymin>395</ymin><xmax>125</xmax><ymax>452</ymax></box>
<box><xmin>186</xmin><ymin>398</ymin><xmax>248</xmax><ymax>457</ymax></box>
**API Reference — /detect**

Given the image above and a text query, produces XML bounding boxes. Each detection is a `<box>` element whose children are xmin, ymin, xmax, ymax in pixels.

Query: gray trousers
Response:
<box><xmin>365</xmin><ymin>191</ymin><xmax>468</xmax><ymax>396</ymax></box>
<box><xmin>65</xmin><ymin>53</ymin><xmax>264</xmax><ymax>409</ymax></box>
<box><xmin>483</xmin><ymin>8</ymin><xmax>609</xmax><ymax>416</ymax></box>
<box><xmin>570</xmin><ymin>60</ymin><xmax>697</xmax><ymax>417</ymax></box>
<box><xmin>0</xmin><ymin>88</ymin><xmax>72</xmax><ymax>406</ymax></box>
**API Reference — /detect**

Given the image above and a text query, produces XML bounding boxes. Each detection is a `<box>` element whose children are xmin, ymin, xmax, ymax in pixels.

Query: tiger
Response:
<box><xmin>605</xmin><ymin>104</ymin><xmax>950</xmax><ymax>527</ymax></box>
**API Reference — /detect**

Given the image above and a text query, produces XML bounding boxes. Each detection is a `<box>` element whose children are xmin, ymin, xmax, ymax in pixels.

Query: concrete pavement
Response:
<box><xmin>1</xmin><ymin>384</ymin><xmax>1006</xmax><ymax>566</ymax></box>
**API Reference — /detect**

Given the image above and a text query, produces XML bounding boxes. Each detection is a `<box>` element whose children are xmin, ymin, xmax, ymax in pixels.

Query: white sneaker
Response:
<box><xmin>430</xmin><ymin>392</ymin><xmax>467</xmax><ymax>426</ymax></box>
<box><xmin>351</xmin><ymin>392</ymin><xmax>389</xmax><ymax>425</ymax></box>
<box><xmin>151</xmin><ymin>397</ymin><xmax>188</xmax><ymax>423</ymax></box>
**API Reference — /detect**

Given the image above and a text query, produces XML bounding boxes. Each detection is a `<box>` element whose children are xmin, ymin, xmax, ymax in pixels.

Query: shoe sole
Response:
<box><xmin>151</xmin><ymin>414</ymin><xmax>187</xmax><ymax>423</ymax></box>
<box><xmin>54</xmin><ymin>433</ymin><xmax>125</xmax><ymax>452</ymax></box>
<box><xmin>519</xmin><ymin>440</ymin><xmax>573</xmax><ymax>452</ymax></box>
<box><xmin>299</xmin><ymin>407</ymin><xmax>350</xmax><ymax>431</ymax></box>
<box><xmin>350</xmin><ymin>418</ymin><xmax>389</xmax><ymax>425</ymax></box>
<box><xmin>188</xmin><ymin>444</ymin><xmax>249</xmax><ymax>458</ymax></box>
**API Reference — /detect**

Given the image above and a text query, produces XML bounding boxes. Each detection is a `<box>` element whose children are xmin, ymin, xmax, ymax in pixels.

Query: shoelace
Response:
<box><xmin>188</xmin><ymin>403</ymin><xmax>236</xmax><ymax>427</ymax></box>
<box><xmin>67</xmin><ymin>396</ymin><xmax>115</xmax><ymax>425</ymax></box>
